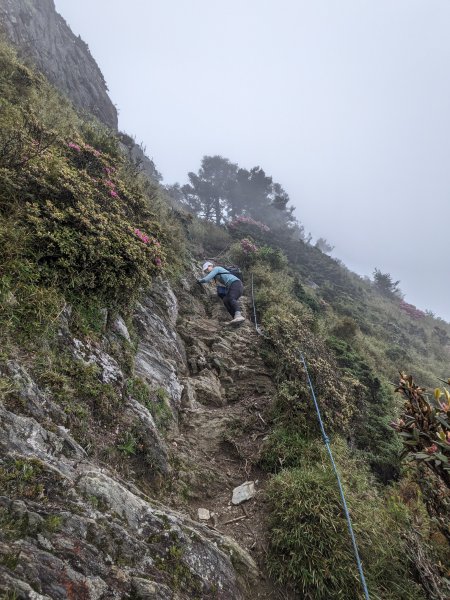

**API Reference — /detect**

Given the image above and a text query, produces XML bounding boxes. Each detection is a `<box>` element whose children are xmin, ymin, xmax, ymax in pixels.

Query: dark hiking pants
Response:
<box><xmin>223</xmin><ymin>280</ymin><xmax>244</xmax><ymax>317</ymax></box>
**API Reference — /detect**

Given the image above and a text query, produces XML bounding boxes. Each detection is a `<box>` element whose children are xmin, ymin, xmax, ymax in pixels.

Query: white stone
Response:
<box><xmin>198</xmin><ymin>508</ymin><xmax>211</xmax><ymax>521</ymax></box>
<box><xmin>231</xmin><ymin>481</ymin><xmax>256</xmax><ymax>505</ymax></box>
<box><xmin>112</xmin><ymin>316</ymin><xmax>131</xmax><ymax>342</ymax></box>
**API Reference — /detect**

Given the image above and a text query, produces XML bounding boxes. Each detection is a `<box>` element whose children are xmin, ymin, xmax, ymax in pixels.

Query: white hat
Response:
<box><xmin>202</xmin><ymin>261</ymin><xmax>214</xmax><ymax>272</ymax></box>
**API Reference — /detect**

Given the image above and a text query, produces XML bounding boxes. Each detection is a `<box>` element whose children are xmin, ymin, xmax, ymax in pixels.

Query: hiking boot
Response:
<box><xmin>228</xmin><ymin>311</ymin><xmax>245</xmax><ymax>326</ymax></box>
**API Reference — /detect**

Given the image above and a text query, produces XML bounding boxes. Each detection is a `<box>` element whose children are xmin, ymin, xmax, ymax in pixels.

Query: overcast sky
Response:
<box><xmin>54</xmin><ymin>0</ymin><xmax>450</xmax><ymax>321</ymax></box>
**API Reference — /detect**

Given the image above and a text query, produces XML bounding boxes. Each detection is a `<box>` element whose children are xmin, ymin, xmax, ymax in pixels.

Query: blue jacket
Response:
<box><xmin>198</xmin><ymin>267</ymin><xmax>239</xmax><ymax>287</ymax></box>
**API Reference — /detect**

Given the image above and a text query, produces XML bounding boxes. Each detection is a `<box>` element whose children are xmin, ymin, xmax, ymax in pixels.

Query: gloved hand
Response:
<box><xmin>196</xmin><ymin>279</ymin><xmax>203</xmax><ymax>284</ymax></box>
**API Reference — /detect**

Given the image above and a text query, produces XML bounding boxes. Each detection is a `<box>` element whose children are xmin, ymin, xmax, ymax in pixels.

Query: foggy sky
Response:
<box><xmin>54</xmin><ymin>0</ymin><xmax>450</xmax><ymax>321</ymax></box>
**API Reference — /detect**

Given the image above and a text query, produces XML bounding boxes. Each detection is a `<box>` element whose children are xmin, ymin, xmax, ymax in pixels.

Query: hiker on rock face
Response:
<box><xmin>197</xmin><ymin>261</ymin><xmax>245</xmax><ymax>325</ymax></box>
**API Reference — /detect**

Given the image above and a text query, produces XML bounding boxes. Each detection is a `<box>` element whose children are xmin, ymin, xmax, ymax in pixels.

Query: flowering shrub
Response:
<box><xmin>399</xmin><ymin>301</ymin><xmax>426</xmax><ymax>319</ymax></box>
<box><xmin>84</xmin><ymin>144</ymin><xmax>101</xmax><ymax>158</ymax></box>
<box><xmin>229</xmin><ymin>215</ymin><xmax>270</xmax><ymax>232</ymax></box>
<box><xmin>67</xmin><ymin>142</ymin><xmax>81</xmax><ymax>152</ymax></box>
<box><xmin>67</xmin><ymin>140</ymin><xmax>101</xmax><ymax>157</ymax></box>
<box><xmin>134</xmin><ymin>228</ymin><xmax>162</xmax><ymax>263</ymax></box>
<box><xmin>10</xmin><ymin>101</ymin><xmax>171</xmax><ymax>310</ymax></box>
<box><xmin>135</xmin><ymin>228</ymin><xmax>151</xmax><ymax>244</ymax></box>
<box><xmin>241</xmin><ymin>238</ymin><xmax>258</xmax><ymax>253</ymax></box>
<box><xmin>392</xmin><ymin>374</ymin><xmax>450</xmax><ymax>540</ymax></box>
<box><xmin>392</xmin><ymin>374</ymin><xmax>450</xmax><ymax>480</ymax></box>
<box><xmin>1</xmin><ymin>116</ymin><xmax>166</xmax><ymax>314</ymax></box>
<box><xmin>66</xmin><ymin>137</ymin><xmax>105</xmax><ymax>175</ymax></box>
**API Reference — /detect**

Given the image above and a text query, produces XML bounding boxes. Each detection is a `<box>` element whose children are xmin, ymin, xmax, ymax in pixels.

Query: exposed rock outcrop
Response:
<box><xmin>0</xmin><ymin>277</ymin><xmax>261</xmax><ymax>598</ymax></box>
<box><xmin>0</xmin><ymin>0</ymin><xmax>118</xmax><ymax>129</ymax></box>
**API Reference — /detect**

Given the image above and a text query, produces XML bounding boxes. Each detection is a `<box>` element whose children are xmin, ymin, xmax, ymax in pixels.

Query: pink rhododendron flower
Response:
<box><xmin>68</xmin><ymin>142</ymin><xmax>81</xmax><ymax>152</ymax></box>
<box><xmin>104</xmin><ymin>180</ymin><xmax>115</xmax><ymax>189</ymax></box>
<box><xmin>229</xmin><ymin>215</ymin><xmax>270</xmax><ymax>232</ymax></box>
<box><xmin>154</xmin><ymin>257</ymin><xmax>162</xmax><ymax>266</ymax></box>
<box><xmin>241</xmin><ymin>238</ymin><xmax>258</xmax><ymax>253</ymax></box>
<box><xmin>399</xmin><ymin>301</ymin><xmax>426</xmax><ymax>320</ymax></box>
<box><xmin>134</xmin><ymin>228</ymin><xmax>150</xmax><ymax>244</ymax></box>
<box><xmin>110</xmin><ymin>190</ymin><xmax>119</xmax><ymax>198</ymax></box>
<box><xmin>85</xmin><ymin>144</ymin><xmax>101</xmax><ymax>157</ymax></box>
<box><xmin>425</xmin><ymin>444</ymin><xmax>438</xmax><ymax>454</ymax></box>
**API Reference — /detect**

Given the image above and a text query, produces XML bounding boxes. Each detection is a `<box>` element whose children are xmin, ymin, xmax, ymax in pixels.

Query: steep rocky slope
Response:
<box><xmin>0</xmin><ymin>0</ymin><xmax>117</xmax><ymax>129</ymax></box>
<box><xmin>1</xmin><ymin>275</ymin><xmax>274</xmax><ymax>599</ymax></box>
<box><xmin>0</xmin><ymin>1</ymin><xmax>449</xmax><ymax>597</ymax></box>
<box><xmin>169</xmin><ymin>282</ymin><xmax>282</xmax><ymax>598</ymax></box>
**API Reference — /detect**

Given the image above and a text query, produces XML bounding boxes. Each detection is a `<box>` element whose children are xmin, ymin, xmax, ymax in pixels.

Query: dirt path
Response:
<box><xmin>166</xmin><ymin>285</ymin><xmax>290</xmax><ymax>599</ymax></box>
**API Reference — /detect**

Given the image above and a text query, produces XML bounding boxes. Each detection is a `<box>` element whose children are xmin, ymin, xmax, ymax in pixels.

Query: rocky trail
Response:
<box><xmin>166</xmin><ymin>282</ymin><xmax>288</xmax><ymax>599</ymax></box>
<box><xmin>0</xmin><ymin>274</ymin><xmax>292</xmax><ymax>599</ymax></box>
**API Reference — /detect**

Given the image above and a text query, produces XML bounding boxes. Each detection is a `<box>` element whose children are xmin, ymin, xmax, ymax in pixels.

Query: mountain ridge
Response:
<box><xmin>0</xmin><ymin>2</ymin><xmax>449</xmax><ymax>598</ymax></box>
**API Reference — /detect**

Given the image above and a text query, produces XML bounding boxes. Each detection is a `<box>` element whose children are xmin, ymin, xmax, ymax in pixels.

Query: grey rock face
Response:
<box><xmin>0</xmin><ymin>408</ymin><xmax>253</xmax><ymax>598</ymax></box>
<box><xmin>119</xmin><ymin>134</ymin><xmax>163</xmax><ymax>184</ymax></box>
<box><xmin>0</xmin><ymin>0</ymin><xmax>118</xmax><ymax>129</ymax></box>
<box><xmin>189</xmin><ymin>369</ymin><xmax>226</xmax><ymax>407</ymax></box>
<box><xmin>0</xmin><ymin>277</ymin><xmax>259</xmax><ymax>598</ymax></box>
<box><xmin>124</xmin><ymin>397</ymin><xmax>170</xmax><ymax>474</ymax></box>
<box><xmin>111</xmin><ymin>315</ymin><xmax>131</xmax><ymax>343</ymax></box>
<box><xmin>134</xmin><ymin>280</ymin><xmax>186</xmax><ymax>417</ymax></box>
<box><xmin>71</xmin><ymin>337</ymin><xmax>124</xmax><ymax>385</ymax></box>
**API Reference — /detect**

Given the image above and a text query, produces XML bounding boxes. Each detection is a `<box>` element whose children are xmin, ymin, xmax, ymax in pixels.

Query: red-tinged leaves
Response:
<box><xmin>394</xmin><ymin>374</ymin><xmax>450</xmax><ymax>490</ymax></box>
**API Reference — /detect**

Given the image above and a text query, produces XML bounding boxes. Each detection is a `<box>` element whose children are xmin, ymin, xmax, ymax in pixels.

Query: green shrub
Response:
<box><xmin>228</xmin><ymin>241</ymin><xmax>288</xmax><ymax>272</ymax></box>
<box><xmin>262</xmin><ymin>312</ymin><xmax>356</xmax><ymax>434</ymax></box>
<box><xmin>0</xmin><ymin>457</ymin><xmax>64</xmax><ymax>502</ymax></box>
<box><xmin>256</xmin><ymin>245</ymin><xmax>288</xmax><ymax>270</ymax></box>
<box><xmin>126</xmin><ymin>379</ymin><xmax>173</xmax><ymax>432</ymax></box>
<box><xmin>0</xmin><ymin>220</ymin><xmax>65</xmax><ymax>341</ymax></box>
<box><xmin>117</xmin><ymin>431</ymin><xmax>138</xmax><ymax>455</ymax></box>
<box><xmin>228</xmin><ymin>240</ymin><xmax>258</xmax><ymax>269</ymax></box>
<box><xmin>291</xmin><ymin>276</ymin><xmax>322</xmax><ymax>313</ymax></box>
<box><xmin>385</xmin><ymin>345</ymin><xmax>410</xmax><ymax>363</ymax></box>
<box><xmin>80</xmin><ymin>120</ymin><xmax>121</xmax><ymax>159</ymax></box>
<box><xmin>126</xmin><ymin>377</ymin><xmax>151</xmax><ymax>405</ymax></box>
<box><xmin>34</xmin><ymin>349</ymin><xmax>123</xmax><ymax>437</ymax></box>
<box><xmin>327</xmin><ymin>337</ymin><xmax>400</xmax><ymax>481</ymax></box>
<box><xmin>331</xmin><ymin>316</ymin><xmax>359</xmax><ymax>341</ymax></box>
<box><xmin>187</xmin><ymin>219</ymin><xmax>231</xmax><ymax>256</ymax></box>
<box><xmin>267</xmin><ymin>440</ymin><xmax>425</xmax><ymax>600</ymax></box>
<box><xmin>260</xmin><ymin>425</ymin><xmax>311</xmax><ymax>472</ymax></box>
<box><xmin>268</xmin><ymin>464</ymin><xmax>359</xmax><ymax>599</ymax></box>
<box><xmin>150</xmin><ymin>387</ymin><xmax>173</xmax><ymax>432</ymax></box>
<box><xmin>0</xmin><ymin>40</ymin><xmax>182</xmax><ymax>346</ymax></box>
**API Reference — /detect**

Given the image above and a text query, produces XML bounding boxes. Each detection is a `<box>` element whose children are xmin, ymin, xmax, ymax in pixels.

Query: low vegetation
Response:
<box><xmin>0</xmin><ymin>39</ymin><xmax>185</xmax><ymax>350</ymax></box>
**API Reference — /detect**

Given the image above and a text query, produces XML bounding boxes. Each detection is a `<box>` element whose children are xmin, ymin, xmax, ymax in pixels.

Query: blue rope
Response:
<box><xmin>299</xmin><ymin>353</ymin><xmax>371</xmax><ymax>600</ymax></box>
